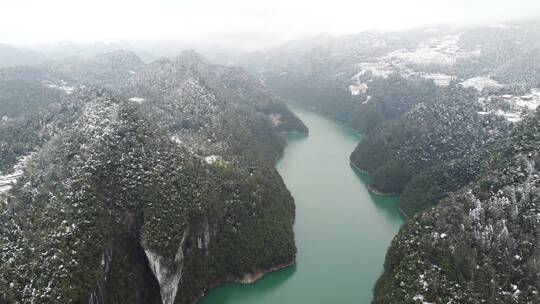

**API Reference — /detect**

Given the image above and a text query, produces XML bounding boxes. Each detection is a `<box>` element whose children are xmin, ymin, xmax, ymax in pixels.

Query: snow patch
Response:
<box><xmin>204</xmin><ymin>155</ymin><xmax>221</xmax><ymax>165</ymax></box>
<box><xmin>269</xmin><ymin>113</ymin><xmax>282</xmax><ymax>127</ymax></box>
<box><xmin>386</xmin><ymin>34</ymin><xmax>480</xmax><ymax>66</ymax></box>
<box><xmin>349</xmin><ymin>83</ymin><xmax>368</xmax><ymax>95</ymax></box>
<box><xmin>420</xmin><ymin>73</ymin><xmax>454</xmax><ymax>87</ymax></box>
<box><xmin>0</xmin><ymin>153</ymin><xmax>34</xmax><ymax>194</ymax></box>
<box><xmin>461</xmin><ymin>76</ymin><xmax>503</xmax><ymax>91</ymax></box>
<box><xmin>43</xmin><ymin>80</ymin><xmax>74</xmax><ymax>94</ymax></box>
<box><xmin>128</xmin><ymin>97</ymin><xmax>145</xmax><ymax>103</ymax></box>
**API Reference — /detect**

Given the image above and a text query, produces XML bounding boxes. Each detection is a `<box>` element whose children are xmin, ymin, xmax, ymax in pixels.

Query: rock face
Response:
<box><xmin>144</xmin><ymin>233</ymin><xmax>187</xmax><ymax>304</ymax></box>
<box><xmin>88</xmin><ymin>247</ymin><xmax>113</xmax><ymax>304</ymax></box>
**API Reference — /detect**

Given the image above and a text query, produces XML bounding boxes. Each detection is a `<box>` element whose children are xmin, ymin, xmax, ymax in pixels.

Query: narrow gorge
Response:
<box><xmin>200</xmin><ymin>103</ymin><xmax>404</xmax><ymax>303</ymax></box>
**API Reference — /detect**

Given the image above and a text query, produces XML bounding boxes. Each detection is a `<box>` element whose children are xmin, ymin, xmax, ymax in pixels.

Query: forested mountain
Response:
<box><xmin>241</xmin><ymin>22</ymin><xmax>540</xmax><ymax>133</ymax></box>
<box><xmin>241</xmin><ymin>22</ymin><xmax>540</xmax><ymax>212</ymax></box>
<box><xmin>238</xmin><ymin>22</ymin><xmax>540</xmax><ymax>304</ymax></box>
<box><xmin>42</xmin><ymin>50</ymin><xmax>145</xmax><ymax>90</ymax></box>
<box><xmin>2</xmin><ymin>19</ymin><xmax>540</xmax><ymax>304</ymax></box>
<box><xmin>40</xmin><ymin>50</ymin><xmax>307</xmax><ymax>135</ymax></box>
<box><xmin>0</xmin><ymin>49</ymin><xmax>302</xmax><ymax>303</ymax></box>
<box><xmin>0</xmin><ymin>44</ymin><xmax>49</xmax><ymax>68</ymax></box>
<box><xmin>0</xmin><ymin>66</ymin><xmax>65</xmax><ymax>120</ymax></box>
<box><xmin>374</xmin><ymin>108</ymin><xmax>540</xmax><ymax>304</ymax></box>
<box><xmin>36</xmin><ymin>41</ymin><xmax>156</xmax><ymax>63</ymax></box>
<box><xmin>350</xmin><ymin>86</ymin><xmax>512</xmax><ymax>215</ymax></box>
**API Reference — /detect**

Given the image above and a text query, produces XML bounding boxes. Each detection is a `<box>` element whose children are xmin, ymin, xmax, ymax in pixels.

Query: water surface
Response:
<box><xmin>201</xmin><ymin>103</ymin><xmax>403</xmax><ymax>304</ymax></box>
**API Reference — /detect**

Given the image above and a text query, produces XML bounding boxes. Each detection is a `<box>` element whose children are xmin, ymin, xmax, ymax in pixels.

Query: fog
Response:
<box><xmin>2</xmin><ymin>0</ymin><xmax>540</xmax><ymax>50</ymax></box>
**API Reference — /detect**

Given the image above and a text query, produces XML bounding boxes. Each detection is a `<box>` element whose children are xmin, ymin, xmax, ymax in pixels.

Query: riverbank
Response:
<box><xmin>235</xmin><ymin>261</ymin><xmax>295</xmax><ymax>284</ymax></box>
<box><xmin>279</xmin><ymin>130</ymin><xmax>309</xmax><ymax>136</ymax></box>
<box><xmin>349</xmin><ymin>161</ymin><xmax>399</xmax><ymax>196</ymax></box>
<box><xmin>199</xmin><ymin>101</ymin><xmax>404</xmax><ymax>304</ymax></box>
<box><xmin>194</xmin><ymin>261</ymin><xmax>295</xmax><ymax>303</ymax></box>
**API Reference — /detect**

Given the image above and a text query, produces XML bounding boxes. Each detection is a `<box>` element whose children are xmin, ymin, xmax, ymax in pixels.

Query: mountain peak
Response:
<box><xmin>175</xmin><ymin>50</ymin><xmax>209</xmax><ymax>69</ymax></box>
<box><xmin>95</xmin><ymin>50</ymin><xmax>144</xmax><ymax>67</ymax></box>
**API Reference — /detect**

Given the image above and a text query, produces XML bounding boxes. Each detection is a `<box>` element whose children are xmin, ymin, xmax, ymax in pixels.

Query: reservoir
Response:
<box><xmin>201</xmin><ymin>103</ymin><xmax>404</xmax><ymax>303</ymax></box>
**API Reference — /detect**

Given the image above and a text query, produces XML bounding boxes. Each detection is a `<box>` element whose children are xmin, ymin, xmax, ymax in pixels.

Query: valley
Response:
<box><xmin>200</xmin><ymin>103</ymin><xmax>403</xmax><ymax>304</ymax></box>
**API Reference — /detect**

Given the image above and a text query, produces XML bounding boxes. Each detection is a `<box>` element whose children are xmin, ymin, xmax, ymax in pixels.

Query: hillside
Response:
<box><xmin>0</xmin><ymin>44</ymin><xmax>49</xmax><ymax>68</ymax></box>
<box><xmin>0</xmin><ymin>51</ymin><xmax>300</xmax><ymax>303</ymax></box>
<box><xmin>373</xmin><ymin>109</ymin><xmax>540</xmax><ymax>304</ymax></box>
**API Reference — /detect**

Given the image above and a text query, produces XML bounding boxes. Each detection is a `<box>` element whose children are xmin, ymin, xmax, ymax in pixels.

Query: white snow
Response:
<box><xmin>412</xmin><ymin>294</ymin><xmax>434</xmax><ymax>304</ymax></box>
<box><xmin>269</xmin><ymin>113</ymin><xmax>282</xmax><ymax>127</ymax></box>
<box><xmin>423</xmin><ymin>28</ymin><xmax>439</xmax><ymax>34</ymax></box>
<box><xmin>419</xmin><ymin>73</ymin><xmax>454</xmax><ymax>86</ymax></box>
<box><xmin>43</xmin><ymin>80</ymin><xmax>74</xmax><ymax>94</ymax></box>
<box><xmin>204</xmin><ymin>155</ymin><xmax>221</xmax><ymax>164</ymax></box>
<box><xmin>362</xmin><ymin>96</ymin><xmax>372</xmax><ymax>104</ymax></box>
<box><xmin>461</xmin><ymin>76</ymin><xmax>503</xmax><ymax>91</ymax></box>
<box><xmin>386</xmin><ymin>34</ymin><xmax>480</xmax><ymax>66</ymax></box>
<box><xmin>477</xmin><ymin>89</ymin><xmax>540</xmax><ymax>122</ymax></box>
<box><xmin>128</xmin><ymin>97</ymin><xmax>146</xmax><ymax>103</ymax></box>
<box><xmin>0</xmin><ymin>153</ymin><xmax>34</xmax><ymax>194</ymax></box>
<box><xmin>349</xmin><ymin>83</ymin><xmax>368</xmax><ymax>95</ymax></box>
<box><xmin>357</xmin><ymin>62</ymin><xmax>394</xmax><ymax>79</ymax></box>
<box><xmin>490</xmin><ymin>24</ymin><xmax>521</xmax><ymax>29</ymax></box>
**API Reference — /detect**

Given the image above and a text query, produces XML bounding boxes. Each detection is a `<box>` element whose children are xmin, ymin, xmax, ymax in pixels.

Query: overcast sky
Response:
<box><xmin>2</xmin><ymin>0</ymin><xmax>540</xmax><ymax>49</ymax></box>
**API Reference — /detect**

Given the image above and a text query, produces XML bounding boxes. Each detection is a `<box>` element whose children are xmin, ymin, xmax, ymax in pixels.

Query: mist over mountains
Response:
<box><xmin>1</xmin><ymin>15</ymin><xmax>540</xmax><ymax>304</ymax></box>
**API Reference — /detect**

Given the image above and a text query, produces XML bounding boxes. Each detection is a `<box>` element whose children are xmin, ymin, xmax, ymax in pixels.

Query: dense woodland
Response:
<box><xmin>2</xmin><ymin>21</ymin><xmax>540</xmax><ymax>304</ymax></box>
<box><xmin>244</xmin><ymin>22</ymin><xmax>540</xmax><ymax>303</ymax></box>
<box><xmin>0</xmin><ymin>50</ymin><xmax>305</xmax><ymax>304</ymax></box>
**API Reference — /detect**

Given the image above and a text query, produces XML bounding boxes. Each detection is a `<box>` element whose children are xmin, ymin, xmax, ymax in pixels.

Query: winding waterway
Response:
<box><xmin>201</xmin><ymin>103</ymin><xmax>404</xmax><ymax>304</ymax></box>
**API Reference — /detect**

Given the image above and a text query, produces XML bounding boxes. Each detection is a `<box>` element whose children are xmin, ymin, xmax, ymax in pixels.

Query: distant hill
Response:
<box><xmin>0</xmin><ymin>44</ymin><xmax>49</xmax><ymax>68</ymax></box>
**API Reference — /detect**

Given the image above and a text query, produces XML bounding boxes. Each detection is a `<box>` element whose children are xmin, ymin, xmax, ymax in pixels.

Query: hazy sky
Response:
<box><xmin>2</xmin><ymin>0</ymin><xmax>540</xmax><ymax>49</ymax></box>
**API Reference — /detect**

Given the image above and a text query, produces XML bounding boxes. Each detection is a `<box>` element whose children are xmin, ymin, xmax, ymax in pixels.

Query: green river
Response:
<box><xmin>201</xmin><ymin>103</ymin><xmax>404</xmax><ymax>304</ymax></box>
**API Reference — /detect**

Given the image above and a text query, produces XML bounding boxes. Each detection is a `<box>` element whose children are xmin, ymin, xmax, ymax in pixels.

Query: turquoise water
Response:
<box><xmin>200</xmin><ymin>104</ymin><xmax>404</xmax><ymax>304</ymax></box>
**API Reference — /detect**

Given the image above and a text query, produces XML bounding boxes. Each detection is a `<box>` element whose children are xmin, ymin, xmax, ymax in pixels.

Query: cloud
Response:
<box><xmin>1</xmin><ymin>0</ymin><xmax>540</xmax><ymax>49</ymax></box>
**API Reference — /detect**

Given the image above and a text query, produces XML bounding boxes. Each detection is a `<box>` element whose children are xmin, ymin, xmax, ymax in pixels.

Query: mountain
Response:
<box><xmin>494</xmin><ymin>47</ymin><xmax>540</xmax><ymax>88</ymax></box>
<box><xmin>42</xmin><ymin>50</ymin><xmax>145</xmax><ymax>89</ymax></box>
<box><xmin>237</xmin><ymin>23</ymin><xmax>540</xmax><ymax>304</ymax></box>
<box><xmin>36</xmin><ymin>41</ymin><xmax>157</xmax><ymax>63</ymax></box>
<box><xmin>172</xmin><ymin>50</ymin><xmax>307</xmax><ymax>133</ymax></box>
<box><xmin>0</xmin><ymin>66</ymin><xmax>65</xmax><ymax>120</ymax></box>
<box><xmin>350</xmin><ymin>86</ymin><xmax>511</xmax><ymax>214</ymax></box>
<box><xmin>373</xmin><ymin>109</ymin><xmax>540</xmax><ymax>304</ymax></box>
<box><xmin>240</xmin><ymin>23</ymin><xmax>540</xmax><ymax>133</ymax></box>
<box><xmin>0</xmin><ymin>51</ymin><xmax>300</xmax><ymax>303</ymax></box>
<box><xmin>0</xmin><ymin>44</ymin><xmax>49</xmax><ymax>68</ymax></box>
<box><xmin>44</xmin><ymin>49</ymin><xmax>307</xmax><ymax>135</ymax></box>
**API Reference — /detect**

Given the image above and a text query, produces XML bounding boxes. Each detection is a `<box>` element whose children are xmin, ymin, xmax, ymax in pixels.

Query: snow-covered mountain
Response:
<box><xmin>0</xmin><ymin>49</ymin><xmax>300</xmax><ymax>304</ymax></box>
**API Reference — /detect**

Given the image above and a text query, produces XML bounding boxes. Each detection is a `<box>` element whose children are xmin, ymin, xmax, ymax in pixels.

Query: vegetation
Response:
<box><xmin>350</xmin><ymin>85</ymin><xmax>510</xmax><ymax>213</ymax></box>
<box><xmin>0</xmin><ymin>49</ymin><xmax>299</xmax><ymax>304</ymax></box>
<box><xmin>374</xmin><ymin>109</ymin><xmax>540</xmax><ymax>304</ymax></box>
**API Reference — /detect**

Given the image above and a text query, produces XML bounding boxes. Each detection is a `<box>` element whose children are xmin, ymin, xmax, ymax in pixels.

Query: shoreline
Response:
<box><xmin>194</xmin><ymin>260</ymin><xmax>295</xmax><ymax>303</ymax></box>
<box><xmin>235</xmin><ymin>261</ymin><xmax>294</xmax><ymax>284</ymax></box>
<box><xmin>349</xmin><ymin>161</ymin><xmax>398</xmax><ymax>196</ymax></box>
<box><xmin>349</xmin><ymin>161</ymin><xmax>408</xmax><ymax>218</ymax></box>
<box><xmin>398</xmin><ymin>207</ymin><xmax>409</xmax><ymax>218</ymax></box>
<box><xmin>366</xmin><ymin>184</ymin><xmax>399</xmax><ymax>197</ymax></box>
<box><xmin>278</xmin><ymin>130</ymin><xmax>309</xmax><ymax>136</ymax></box>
